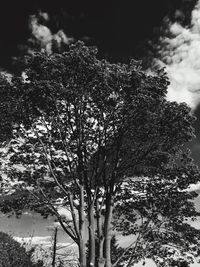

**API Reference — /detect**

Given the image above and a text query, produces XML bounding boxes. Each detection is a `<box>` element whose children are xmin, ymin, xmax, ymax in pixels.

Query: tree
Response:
<box><xmin>0</xmin><ymin>231</ymin><xmax>44</xmax><ymax>267</ymax></box>
<box><xmin>0</xmin><ymin>42</ymin><xmax>200</xmax><ymax>267</ymax></box>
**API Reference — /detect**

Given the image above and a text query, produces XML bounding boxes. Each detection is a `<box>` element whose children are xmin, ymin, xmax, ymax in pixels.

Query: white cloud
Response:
<box><xmin>14</xmin><ymin>235</ymin><xmax>52</xmax><ymax>246</ymax></box>
<box><xmin>28</xmin><ymin>13</ymin><xmax>74</xmax><ymax>54</ymax></box>
<box><xmin>14</xmin><ymin>234</ymin><xmax>74</xmax><ymax>248</ymax></box>
<box><xmin>187</xmin><ymin>182</ymin><xmax>200</xmax><ymax>192</ymax></box>
<box><xmin>57</xmin><ymin>207</ymin><xmax>72</xmax><ymax>221</ymax></box>
<box><xmin>156</xmin><ymin>0</ymin><xmax>200</xmax><ymax>109</ymax></box>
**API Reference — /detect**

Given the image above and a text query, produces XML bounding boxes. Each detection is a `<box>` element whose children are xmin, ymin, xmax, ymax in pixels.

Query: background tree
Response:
<box><xmin>0</xmin><ymin>231</ymin><xmax>44</xmax><ymax>267</ymax></box>
<box><xmin>0</xmin><ymin>42</ymin><xmax>200</xmax><ymax>267</ymax></box>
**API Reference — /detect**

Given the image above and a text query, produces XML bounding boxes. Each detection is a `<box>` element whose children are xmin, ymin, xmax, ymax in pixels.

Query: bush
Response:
<box><xmin>0</xmin><ymin>231</ymin><xmax>44</xmax><ymax>267</ymax></box>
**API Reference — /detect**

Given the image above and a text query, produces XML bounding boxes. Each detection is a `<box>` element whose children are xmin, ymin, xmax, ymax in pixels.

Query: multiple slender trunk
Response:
<box><xmin>67</xmin><ymin>184</ymin><xmax>114</xmax><ymax>267</ymax></box>
<box><xmin>77</xmin><ymin>188</ymin><xmax>114</xmax><ymax>267</ymax></box>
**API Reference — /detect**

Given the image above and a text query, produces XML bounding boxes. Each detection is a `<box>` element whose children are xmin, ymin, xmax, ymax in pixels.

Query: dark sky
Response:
<box><xmin>0</xmin><ymin>0</ymin><xmax>197</xmax><ymax>68</ymax></box>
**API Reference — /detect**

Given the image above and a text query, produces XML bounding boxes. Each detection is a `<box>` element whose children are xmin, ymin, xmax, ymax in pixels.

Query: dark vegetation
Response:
<box><xmin>0</xmin><ymin>231</ymin><xmax>44</xmax><ymax>267</ymax></box>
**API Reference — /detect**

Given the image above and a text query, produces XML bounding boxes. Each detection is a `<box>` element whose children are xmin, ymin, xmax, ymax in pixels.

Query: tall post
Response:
<box><xmin>52</xmin><ymin>227</ymin><xmax>58</xmax><ymax>267</ymax></box>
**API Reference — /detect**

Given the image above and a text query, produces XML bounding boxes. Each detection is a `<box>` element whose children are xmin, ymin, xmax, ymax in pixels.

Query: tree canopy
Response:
<box><xmin>0</xmin><ymin>42</ymin><xmax>200</xmax><ymax>267</ymax></box>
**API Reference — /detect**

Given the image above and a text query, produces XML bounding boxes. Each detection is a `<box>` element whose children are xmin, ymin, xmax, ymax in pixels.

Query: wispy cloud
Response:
<box><xmin>28</xmin><ymin>13</ymin><xmax>74</xmax><ymax>54</ymax></box>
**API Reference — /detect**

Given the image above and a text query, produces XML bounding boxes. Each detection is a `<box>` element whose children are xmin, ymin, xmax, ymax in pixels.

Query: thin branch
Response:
<box><xmin>36</xmin><ymin>182</ymin><xmax>78</xmax><ymax>242</ymax></box>
<box><xmin>54</xmin><ymin>105</ymin><xmax>80</xmax><ymax>188</ymax></box>
<box><xmin>112</xmin><ymin>238</ymin><xmax>139</xmax><ymax>267</ymax></box>
<box><xmin>68</xmin><ymin>193</ymin><xmax>80</xmax><ymax>239</ymax></box>
<box><xmin>33</xmin><ymin>126</ymin><xmax>72</xmax><ymax>197</ymax></box>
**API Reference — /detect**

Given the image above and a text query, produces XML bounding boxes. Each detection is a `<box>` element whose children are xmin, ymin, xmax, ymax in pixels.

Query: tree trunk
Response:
<box><xmin>96</xmin><ymin>201</ymin><xmax>105</xmax><ymax>267</ymax></box>
<box><xmin>103</xmin><ymin>194</ymin><xmax>113</xmax><ymax>267</ymax></box>
<box><xmin>98</xmin><ymin>258</ymin><xmax>106</xmax><ymax>267</ymax></box>
<box><xmin>79</xmin><ymin>185</ymin><xmax>87</xmax><ymax>267</ymax></box>
<box><xmin>88</xmin><ymin>203</ymin><xmax>95</xmax><ymax>266</ymax></box>
<box><xmin>97</xmin><ymin>237</ymin><xmax>105</xmax><ymax>267</ymax></box>
<box><xmin>78</xmin><ymin>240</ymin><xmax>87</xmax><ymax>267</ymax></box>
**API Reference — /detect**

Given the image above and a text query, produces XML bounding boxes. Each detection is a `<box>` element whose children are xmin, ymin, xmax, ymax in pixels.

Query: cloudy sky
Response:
<box><xmin>1</xmin><ymin>0</ymin><xmax>200</xmax><ymax>266</ymax></box>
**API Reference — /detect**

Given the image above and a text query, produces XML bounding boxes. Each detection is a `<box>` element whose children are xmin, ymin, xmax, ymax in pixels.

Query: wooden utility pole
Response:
<box><xmin>52</xmin><ymin>227</ymin><xmax>58</xmax><ymax>267</ymax></box>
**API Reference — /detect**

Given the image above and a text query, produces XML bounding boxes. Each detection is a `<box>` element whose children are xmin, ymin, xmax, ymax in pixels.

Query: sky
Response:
<box><xmin>0</xmin><ymin>0</ymin><xmax>196</xmax><ymax>68</ymax></box>
<box><xmin>1</xmin><ymin>0</ymin><xmax>200</xmax><ymax>266</ymax></box>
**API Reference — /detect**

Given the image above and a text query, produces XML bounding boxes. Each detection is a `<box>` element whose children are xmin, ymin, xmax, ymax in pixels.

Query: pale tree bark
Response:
<box><xmin>97</xmin><ymin>225</ymin><xmax>105</xmax><ymax>267</ymax></box>
<box><xmin>103</xmin><ymin>192</ymin><xmax>114</xmax><ymax>267</ymax></box>
<box><xmin>78</xmin><ymin>184</ymin><xmax>87</xmax><ymax>267</ymax></box>
<box><xmin>88</xmin><ymin>202</ymin><xmax>96</xmax><ymax>267</ymax></box>
<box><xmin>96</xmin><ymin>200</ymin><xmax>105</xmax><ymax>267</ymax></box>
